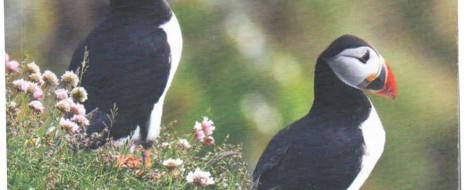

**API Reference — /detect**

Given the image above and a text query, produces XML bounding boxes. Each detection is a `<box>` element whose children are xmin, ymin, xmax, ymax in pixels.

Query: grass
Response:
<box><xmin>6</xmin><ymin>55</ymin><xmax>252</xmax><ymax>189</ymax></box>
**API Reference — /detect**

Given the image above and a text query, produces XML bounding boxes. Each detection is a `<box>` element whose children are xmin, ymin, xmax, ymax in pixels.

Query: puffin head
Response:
<box><xmin>321</xmin><ymin>35</ymin><xmax>396</xmax><ymax>98</ymax></box>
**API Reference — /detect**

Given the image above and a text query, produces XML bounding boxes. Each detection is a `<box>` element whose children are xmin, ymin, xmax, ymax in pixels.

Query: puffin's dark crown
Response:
<box><xmin>319</xmin><ymin>35</ymin><xmax>372</xmax><ymax>59</ymax></box>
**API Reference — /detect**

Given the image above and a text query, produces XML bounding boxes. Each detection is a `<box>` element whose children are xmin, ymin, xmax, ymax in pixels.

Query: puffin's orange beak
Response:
<box><xmin>364</xmin><ymin>60</ymin><xmax>397</xmax><ymax>99</ymax></box>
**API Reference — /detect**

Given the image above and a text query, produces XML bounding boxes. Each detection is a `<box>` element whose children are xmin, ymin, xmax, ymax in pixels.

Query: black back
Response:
<box><xmin>68</xmin><ymin>0</ymin><xmax>173</xmax><ymax>143</ymax></box>
<box><xmin>253</xmin><ymin>35</ymin><xmax>372</xmax><ymax>190</ymax></box>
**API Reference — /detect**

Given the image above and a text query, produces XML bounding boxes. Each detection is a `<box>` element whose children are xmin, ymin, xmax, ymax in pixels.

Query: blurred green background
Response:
<box><xmin>5</xmin><ymin>0</ymin><xmax>458</xmax><ymax>189</ymax></box>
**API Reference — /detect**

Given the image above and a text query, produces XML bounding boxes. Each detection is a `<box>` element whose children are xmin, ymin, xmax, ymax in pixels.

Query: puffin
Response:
<box><xmin>68</xmin><ymin>0</ymin><xmax>182</xmax><ymax>170</ymax></box>
<box><xmin>252</xmin><ymin>35</ymin><xmax>396</xmax><ymax>190</ymax></box>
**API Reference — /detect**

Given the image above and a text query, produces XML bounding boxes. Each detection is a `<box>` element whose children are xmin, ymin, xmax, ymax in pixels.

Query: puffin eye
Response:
<box><xmin>358</xmin><ymin>50</ymin><xmax>370</xmax><ymax>64</ymax></box>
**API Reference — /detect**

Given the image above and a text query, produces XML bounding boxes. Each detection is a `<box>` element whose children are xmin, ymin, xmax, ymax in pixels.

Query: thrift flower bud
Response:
<box><xmin>61</xmin><ymin>71</ymin><xmax>79</xmax><ymax>87</ymax></box>
<box><xmin>54</xmin><ymin>89</ymin><xmax>69</xmax><ymax>100</ymax></box>
<box><xmin>29</xmin><ymin>100</ymin><xmax>45</xmax><ymax>113</ymax></box>
<box><xmin>71</xmin><ymin>114</ymin><xmax>90</xmax><ymax>126</ymax></box>
<box><xmin>26</xmin><ymin>62</ymin><xmax>40</xmax><ymax>74</ymax></box>
<box><xmin>42</xmin><ymin>70</ymin><xmax>59</xmax><ymax>86</ymax></box>
<box><xmin>29</xmin><ymin>73</ymin><xmax>44</xmax><ymax>86</ymax></box>
<box><xmin>55</xmin><ymin>100</ymin><xmax>71</xmax><ymax>113</ymax></box>
<box><xmin>70</xmin><ymin>87</ymin><xmax>88</xmax><ymax>103</ymax></box>
<box><xmin>59</xmin><ymin>118</ymin><xmax>79</xmax><ymax>133</ymax></box>
<box><xmin>12</xmin><ymin>79</ymin><xmax>30</xmax><ymax>92</ymax></box>
<box><xmin>6</xmin><ymin>60</ymin><xmax>20</xmax><ymax>73</ymax></box>
<box><xmin>70</xmin><ymin>102</ymin><xmax>86</xmax><ymax>115</ymax></box>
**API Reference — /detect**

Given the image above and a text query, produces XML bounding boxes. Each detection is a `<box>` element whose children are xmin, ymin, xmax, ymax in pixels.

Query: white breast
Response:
<box><xmin>112</xmin><ymin>12</ymin><xmax>183</xmax><ymax>145</ymax></box>
<box><xmin>146</xmin><ymin>13</ymin><xmax>183</xmax><ymax>142</ymax></box>
<box><xmin>127</xmin><ymin>13</ymin><xmax>183</xmax><ymax>144</ymax></box>
<box><xmin>347</xmin><ymin>101</ymin><xmax>386</xmax><ymax>190</ymax></box>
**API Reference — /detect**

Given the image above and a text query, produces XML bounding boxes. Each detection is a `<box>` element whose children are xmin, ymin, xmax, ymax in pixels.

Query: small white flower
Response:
<box><xmin>60</xmin><ymin>71</ymin><xmax>79</xmax><ymax>87</ymax></box>
<box><xmin>42</xmin><ymin>70</ymin><xmax>59</xmax><ymax>86</ymax></box>
<box><xmin>9</xmin><ymin>101</ymin><xmax>17</xmax><ymax>108</ymax></box>
<box><xmin>26</xmin><ymin>62</ymin><xmax>40</xmax><ymax>74</ymax></box>
<box><xmin>45</xmin><ymin>125</ymin><xmax>56</xmax><ymax>136</ymax></box>
<box><xmin>70</xmin><ymin>87</ymin><xmax>88</xmax><ymax>103</ymax></box>
<box><xmin>162</xmin><ymin>158</ymin><xmax>183</xmax><ymax>169</ymax></box>
<box><xmin>160</xmin><ymin>142</ymin><xmax>170</xmax><ymax>148</ymax></box>
<box><xmin>178</xmin><ymin>138</ymin><xmax>191</xmax><ymax>149</ymax></box>
<box><xmin>185</xmin><ymin>168</ymin><xmax>215</xmax><ymax>186</ymax></box>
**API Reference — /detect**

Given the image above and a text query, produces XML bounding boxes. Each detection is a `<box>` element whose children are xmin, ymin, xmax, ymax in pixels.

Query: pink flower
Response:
<box><xmin>186</xmin><ymin>168</ymin><xmax>215</xmax><ymax>186</ymax></box>
<box><xmin>193</xmin><ymin>121</ymin><xmax>205</xmax><ymax>141</ymax></box>
<box><xmin>54</xmin><ymin>89</ymin><xmax>69</xmax><ymax>100</ymax></box>
<box><xmin>27</xmin><ymin>82</ymin><xmax>40</xmax><ymax>94</ymax></box>
<box><xmin>201</xmin><ymin>117</ymin><xmax>215</xmax><ymax>136</ymax></box>
<box><xmin>61</xmin><ymin>71</ymin><xmax>79</xmax><ymax>87</ymax></box>
<box><xmin>29</xmin><ymin>73</ymin><xmax>44</xmax><ymax>86</ymax></box>
<box><xmin>59</xmin><ymin>118</ymin><xmax>80</xmax><ymax>133</ymax></box>
<box><xmin>26</xmin><ymin>62</ymin><xmax>40</xmax><ymax>74</ymax></box>
<box><xmin>55</xmin><ymin>100</ymin><xmax>71</xmax><ymax>113</ymax></box>
<box><xmin>70</xmin><ymin>102</ymin><xmax>86</xmax><ymax>115</ymax></box>
<box><xmin>12</xmin><ymin>79</ymin><xmax>30</xmax><ymax>92</ymax></box>
<box><xmin>42</xmin><ymin>70</ymin><xmax>59</xmax><ymax>86</ymax></box>
<box><xmin>28</xmin><ymin>100</ymin><xmax>45</xmax><ymax>113</ymax></box>
<box><xmin>192</xmin><ymin>117</ymin><xmax>216</xmax><ymax>144</ymax></box>
<box><xmin>71</xmin><ymin>114</ymin><xmax>90</xmax><ymax>126</ymax></box>
<box><xmin>6</xmin><ymin>60</ymin><xmax>20</xmax><ymax>73</ymax></box>
<box><xmin>32</xmin><ymin>85</ymin><xmax>43</xmax><ymax>100</ymax></box>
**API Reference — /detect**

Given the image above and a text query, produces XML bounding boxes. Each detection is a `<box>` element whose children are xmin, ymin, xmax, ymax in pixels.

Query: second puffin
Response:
<box><xmin>253</xmin><ymin>35</ymin><xmax>396</xmax><ymax>190</ymax></box>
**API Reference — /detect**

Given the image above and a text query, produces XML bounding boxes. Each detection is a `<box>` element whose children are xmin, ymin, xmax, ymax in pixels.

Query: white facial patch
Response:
<box><xmin>327</xmin><ymin>46</ymin><xmax>383</xmax><ymax>89</ymax></box>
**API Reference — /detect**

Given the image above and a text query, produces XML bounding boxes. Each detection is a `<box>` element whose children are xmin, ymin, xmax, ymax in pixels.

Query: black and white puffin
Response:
<box><xmin>68</xmin><ymin>0</ymin><xmax>182</xmax><ymax>169</ymax></box>
<box><xmin>252</xmin><ymin>35</ymin><xmax>396</xmax><ymax>190</ymax></box>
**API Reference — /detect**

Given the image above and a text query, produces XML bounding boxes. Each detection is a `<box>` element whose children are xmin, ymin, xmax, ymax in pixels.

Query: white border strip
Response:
<box><xmin>0</xmin><ymin>0</ymin><xmax>7</xmax><ymax>188</ymax></box>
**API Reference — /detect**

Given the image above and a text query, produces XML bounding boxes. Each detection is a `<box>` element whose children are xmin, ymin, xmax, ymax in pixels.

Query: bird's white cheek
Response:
<box><xmin>329</xmin><ymin>57</ymin><xmax>370</xmax><ymax>88</ymax></box>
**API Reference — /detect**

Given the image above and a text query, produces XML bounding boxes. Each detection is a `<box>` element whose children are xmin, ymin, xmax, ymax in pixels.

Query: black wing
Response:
<box><xmin>253</xmin><ymin>116</ymin><xmax>365</xmax><ymax>190</ymax></box>
<box><xmin>69</xmin><ymin>17</ymin><xmax>171</xmax><ymax>140</ymax></box>
<box><xmin>252</xmin><ymin>126</ymin><xmax>291</xmax><ymax>190</ymax></box>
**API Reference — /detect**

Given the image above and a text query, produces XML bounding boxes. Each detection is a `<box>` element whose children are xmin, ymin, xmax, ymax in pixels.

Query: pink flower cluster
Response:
<box><xmin>6</xmin><ymin>53</ymin><xmax>90</xmax><ymax>133</ymax></box>
<box><xmin>193</xmin><ymin>117</ymin><xmax>216</xmax><ymax>145</ymax></box>
<box><xmin>55</xmin><ymin>93</ymin><xmax>88</xmax><ymax>133</ymax></box>
<box><xmin>5</xmin><ymin>53</ymin><xmax>20</xmax><ymax>73</ymax></box>
<box><xmin>12</xmin><ymin>79</ymin><xmax>43</xmax><ymax>100</ymax></box>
